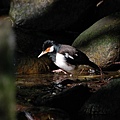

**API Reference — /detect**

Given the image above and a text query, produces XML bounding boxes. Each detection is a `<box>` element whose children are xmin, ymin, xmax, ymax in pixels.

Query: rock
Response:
<box><xmin>79</xmin><ymin>78</ymin><xmax>120</xmax><ymax>115</ymax></box>
<box><xmin>10</xmin><ymin>0</ymin><xmax>98</xmax><ymax>32</ymax></box>
<box><xmin>9</xmin><ymin>0</ymin><xmax>100</xmax><ymax>56</ymax></box>
<box><xmin>9</xmin><ymin>0</ymin><xmax>120</xmax><ymax>32</ymax></box>
<box><xmin>72</xmin><ymin>12</ymin><xmax>120</xmax><ymax>69</ymax></box>
<box><xmin>34</xmin><ymin>84</ymin><xmax>91</xmax><ymax>116</ymax></box>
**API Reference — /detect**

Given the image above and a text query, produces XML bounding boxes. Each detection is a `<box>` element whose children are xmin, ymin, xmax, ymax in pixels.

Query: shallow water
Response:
<box><xmin>16</xmin><ymin>71</ymin><xmax>120</xmax><ymax>86</ymax></box>
<box><xmin>16</xmin><ymin>71</ymin><xmax>120</xmax><ymax>120</ymax></box>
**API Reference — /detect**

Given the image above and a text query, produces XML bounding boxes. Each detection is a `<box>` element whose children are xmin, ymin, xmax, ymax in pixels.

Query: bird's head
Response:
<box><xmin>38</xmin><ymin>40</ymin><xmax>59</xmax><ymax>58</ymax></box>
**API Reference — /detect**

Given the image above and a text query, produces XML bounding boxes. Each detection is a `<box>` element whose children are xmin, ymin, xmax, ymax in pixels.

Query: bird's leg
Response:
<box><xmin>52</xmin><ymin>69</ymin><xmax>67</xmax><ymax>74</ymax></box>
<box><xmin>96</xmin><ymin>66</ymin><xmax>104</xmax><ymax>80</ymax></box>
<box><xmin>79</xmin><ymin>68</ymin><xmax>85</xmax><ymax>74</ymax></box>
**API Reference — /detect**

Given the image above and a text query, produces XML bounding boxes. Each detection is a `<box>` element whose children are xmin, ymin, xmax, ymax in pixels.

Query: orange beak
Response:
<box><xmin>38</xmin><ymin>47</ymin><xmax>50</xmax><ymax>58</ymax></box>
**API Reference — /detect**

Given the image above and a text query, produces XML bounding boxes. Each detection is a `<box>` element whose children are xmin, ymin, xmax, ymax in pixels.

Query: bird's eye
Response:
<box><xmin>45</xmin><ymin>46</ymin><xmax>54</xmax><ymax>53</ymax></box>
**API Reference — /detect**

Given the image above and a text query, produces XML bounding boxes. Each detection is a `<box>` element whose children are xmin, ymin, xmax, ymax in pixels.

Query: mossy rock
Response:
<box><xmin>79</xmin><ymin>78</ymin><xmax>120</xmax><ymax>115</ymax></box>
<box><xmin>72</xmin><ymin>12</ymin><xmax>120</xmax><ymax>69</ymax></box>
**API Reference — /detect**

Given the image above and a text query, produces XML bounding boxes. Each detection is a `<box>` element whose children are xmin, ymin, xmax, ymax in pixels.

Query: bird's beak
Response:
<box><xmin>38</xmin><ymin>51</ymin><xmax>47</xmax><ymax>58</ymax></box>
<box><xmin>38</xmin><ymin>47</ymin><xmax>51</xmax><ymax>58</ymax></box>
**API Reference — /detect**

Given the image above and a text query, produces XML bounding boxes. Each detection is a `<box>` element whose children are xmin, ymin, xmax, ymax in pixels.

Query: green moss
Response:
<box><xmin>72</xmin><ymin>13</ymin><xmax>120</xmax><ymax>68</ymax></box>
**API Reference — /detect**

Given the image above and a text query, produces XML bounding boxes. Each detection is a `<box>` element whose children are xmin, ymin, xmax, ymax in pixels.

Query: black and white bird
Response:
<box><xmin>38</xmin><ymin>40</ymin><xmax>101</xmax><ymax>74</ymax></box>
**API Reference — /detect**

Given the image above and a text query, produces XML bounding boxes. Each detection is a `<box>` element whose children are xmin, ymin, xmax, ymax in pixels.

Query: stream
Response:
<box><xmin>16</xmin><ymin>70</ymin><xmax>120</xmax><ymax>120</ymax></box>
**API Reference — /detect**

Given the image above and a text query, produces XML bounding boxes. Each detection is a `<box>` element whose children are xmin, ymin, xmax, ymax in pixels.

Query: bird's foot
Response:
<box><xmin>52</xmin><ymin>69</ymin><xmax>67</xmax><ymax>74</ymax></box>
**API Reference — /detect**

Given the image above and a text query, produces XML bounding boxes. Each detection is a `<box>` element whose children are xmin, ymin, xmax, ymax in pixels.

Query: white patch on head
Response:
<box><xmin>65</xmin><ymin>53</ymin><xmax>74</xmax><ymax>59</ymax></box>
<box><xmin>49</xmin><ymin>46</ymin><xmax>54</xmax><ymax>52</ymax></box>
<box><xmin>54</xmin><ymin>53</ymin><xmax>75</xmax><ymax>72</ymax></box>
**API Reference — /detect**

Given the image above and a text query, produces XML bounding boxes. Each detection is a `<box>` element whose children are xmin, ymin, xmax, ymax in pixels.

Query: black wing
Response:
<box><xmin>59</xmin><ymin>45</ymin><xmax>90</xmax><ymax>65</ymax></box>
<box><xmin>59</xmin><ymin>44</ymin><xmax>100</xmax><ymax>73</ymax></box>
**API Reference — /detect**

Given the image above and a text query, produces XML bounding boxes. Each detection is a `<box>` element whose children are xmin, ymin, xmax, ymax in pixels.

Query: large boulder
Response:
<box><xmin>79</xmin><ymin>78</ymin><xmax>120</xmax><ymax>115</ymax></box>
<box><xmin>10</xmin><ymin>0</ymin><xmax>99</xmax><ymax>32</ymax></box>
<box><xmin>9</xmin><ymin>0</ymin><xmax>100</xmax><ymax>56</ymax></box>
<box><xmin>72</xmin><ymin>12</ymin><xmax>120</xmax><ymax>69</ymax></box>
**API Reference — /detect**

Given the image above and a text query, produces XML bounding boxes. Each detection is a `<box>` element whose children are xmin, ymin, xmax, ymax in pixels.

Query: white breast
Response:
<box><xmin>54</xmin><ymin>53</ymin><xmax>75</xmax><ymax>72</ymax></box>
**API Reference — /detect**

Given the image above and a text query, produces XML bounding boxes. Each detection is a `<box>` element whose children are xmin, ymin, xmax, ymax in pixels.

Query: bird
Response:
<box><xmin>38</xmin><ymin>40</ymin><xmax>102</xmax><ymax>75</ymax></box>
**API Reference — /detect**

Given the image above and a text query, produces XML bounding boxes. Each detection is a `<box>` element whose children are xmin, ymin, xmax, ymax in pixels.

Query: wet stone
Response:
<box><xmin>79</xmin><ymin>78</ymin><xmax>120</xmax><ymax>115</ymax></box>
<box><xmin>72</xmin><ymin>12</ymin><xmax>120</xmax><ymax>70</ymax></box>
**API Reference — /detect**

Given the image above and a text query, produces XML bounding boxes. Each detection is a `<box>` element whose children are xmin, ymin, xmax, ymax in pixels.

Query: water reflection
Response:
<box><xmin>16</xmin><ymin>71</ymin><xmax>120</xmax><ymax>120</ymax></box>
<box><xmin>16</xmin><ymin>71</ymin><xmax>120</xmax><ymax>87</ymax></box>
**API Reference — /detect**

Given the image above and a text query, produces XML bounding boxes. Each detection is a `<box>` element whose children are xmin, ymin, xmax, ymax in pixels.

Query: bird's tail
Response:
<box><xmin>87</xmin><ymin>61</ymin><xmax>102</xmax><ymax>74</ymax></box>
